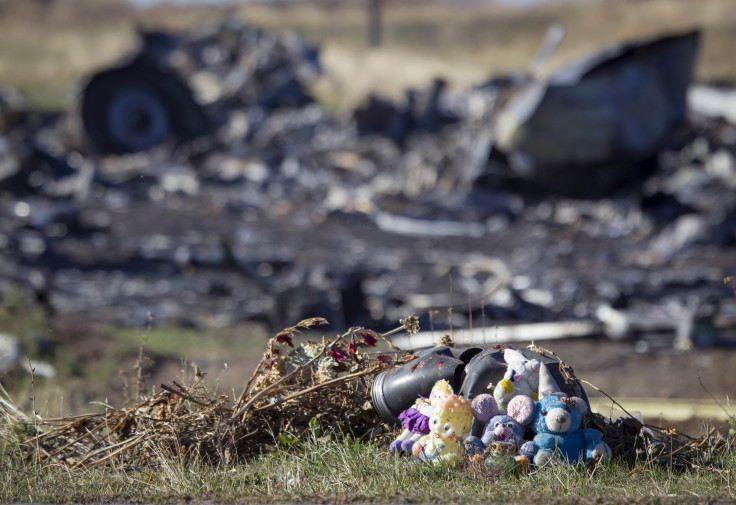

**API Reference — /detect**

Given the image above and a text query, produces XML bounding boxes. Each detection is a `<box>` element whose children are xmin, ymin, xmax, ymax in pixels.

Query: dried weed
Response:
<box><xmin>2</xmin><ymin>318</ymin><xmax>413</xmax><ymax>468</ymax></box>
<box><xmin>0</xmin><ymin>318</ymin><xmax>731</xmax><ymax>476</ymax></box>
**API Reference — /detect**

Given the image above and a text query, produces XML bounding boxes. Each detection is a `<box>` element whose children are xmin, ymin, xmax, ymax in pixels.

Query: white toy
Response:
<box><xmin>493</xmin><ymin>349</ymin><xmax>541</xmax><ymax>410</ymax></box>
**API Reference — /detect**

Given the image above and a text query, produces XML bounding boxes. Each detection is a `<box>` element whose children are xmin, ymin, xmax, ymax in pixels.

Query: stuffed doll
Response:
<box><xmin>390</xmin><ymin>379</ymin><xmax>454</xmax><ymax>452</ymax></box>
<box><xmin>519</xmin><ymin>392</ymin><xmax>611</xmax><ymax>466</ymax></box>
<box><xmin>493</xmin><ymin>349</ymin><xmax>541</xmax><ymax>410</ymax></box>
<box><xmin>465</xmin><ymin>394</ymin><xmax>535</xmax><ymax>456</ymax></box>
<box><xmin>412</xmin><ymin>394</ymin><xmax>473</xmax><ymax>465</ymax></box>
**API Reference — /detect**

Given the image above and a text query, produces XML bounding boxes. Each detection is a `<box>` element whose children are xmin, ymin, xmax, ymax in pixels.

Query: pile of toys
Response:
<box><xmin>379</xmin><ymin>346</ymin><xmax>612</xmax><ymax>470</ymax></box>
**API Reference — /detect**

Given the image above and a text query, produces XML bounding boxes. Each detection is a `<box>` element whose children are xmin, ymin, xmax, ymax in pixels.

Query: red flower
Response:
<box><xmin>348</xmin><ymin>336</ymin><xmax>357</xmax><ymax>355</ymax></box>
<box><xmin>330</xmin><ymin>346</ymin><xmax>348</xmax><ymax>362</ymax></box>
<box><xmin>360</xmin><ymin>332</ymin><xmax>378</xmax><ymax>347</ymax></box>
<box><xmin>376</xmin><ymin>355</ymin><xmax>391</xmax><ymax>364</ymax></box>
<box><xmin>274</xmin><ymin>333</ymin><xmax>293</xmax><ymax>347</ymax></box>
<box><xmin>437</xmin><ymin>361</ymin><xmax>443</xmax><ymax>367</ymax></box>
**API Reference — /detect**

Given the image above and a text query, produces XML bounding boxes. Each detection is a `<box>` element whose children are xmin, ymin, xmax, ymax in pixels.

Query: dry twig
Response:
<box><xmin>4</xmin><ymin>316</ymin><xmax>729</xmax><ymax>473</ymax></box>
<box><xmin>9</xmin><ymin>317</ymin><xmax>412</xmax><ymax>468</ymax></box>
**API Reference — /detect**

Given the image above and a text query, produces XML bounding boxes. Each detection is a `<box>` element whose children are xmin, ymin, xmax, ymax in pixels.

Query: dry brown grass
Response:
<box><xmin>2</xmin><ymin>319</ymin><xmax>730</xmax><ymax>494</ymax></box>
<box><xmin>4</xmin><ymin>317</ymin><xmax>415</xmax><ymax>468</ymax></box>
<box><xmin>184</xmin><ymin>0</ymin><xmax>736</xmax><ymax>104</ymax></box>
<box><xmin>0</xmin><ymin>0</ymin><xmax>136</xmax><ymax>107</ymax></box>
<box><xmin>1</xmin><ymin>0</ymin><xmax>736</xmax><ymax>108</ymax></box>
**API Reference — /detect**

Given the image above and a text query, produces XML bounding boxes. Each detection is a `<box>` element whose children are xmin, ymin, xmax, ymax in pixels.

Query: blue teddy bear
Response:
<box><xmin>519</xmin><ymin>393</ymin><xmax>611</xmax><ymax>466</ymax></box>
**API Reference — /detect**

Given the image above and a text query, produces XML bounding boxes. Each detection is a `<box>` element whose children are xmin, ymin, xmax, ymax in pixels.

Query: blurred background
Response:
<box><xmin>0</xmin><ymin>0</ymin><xmax>735</xmax><ymax>432</ymax></box>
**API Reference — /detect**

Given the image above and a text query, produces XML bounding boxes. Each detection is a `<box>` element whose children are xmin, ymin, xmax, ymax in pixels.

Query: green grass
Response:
<box><xmin>1</xmin><ymin>429</ymin><xmax>734</xmax><ymax>504</ymax></box>
<box><xmin>0</xmin><ymin>286</ymin><xmax>52</xmax><ymax>340</ymax></box>
<box><xmin>0</xmin><ymin>292</ymin><xmax>268</xmax><ymax>417</ymax></box>
<box><xmin>110</xmin><ymin>323</ymin><xmax>267</xmax><ymax>358</ymax></box>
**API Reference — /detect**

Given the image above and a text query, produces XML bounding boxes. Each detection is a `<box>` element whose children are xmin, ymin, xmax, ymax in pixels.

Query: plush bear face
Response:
<box><xmin>486</xmin><ymin>414</ymin><xmax>523</xmax><ymax>442</ymax></box>
<box><xmin>532</xmin><ymin>393</ymin><xmax>587</xmax><ymax>435</ymax></box>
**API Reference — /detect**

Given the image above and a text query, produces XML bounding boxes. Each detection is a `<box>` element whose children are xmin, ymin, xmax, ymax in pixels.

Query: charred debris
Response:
<box><xmin>0</xmin><ymin>18</ymin><xmax>735</xmax><ymax>353</ymax></box>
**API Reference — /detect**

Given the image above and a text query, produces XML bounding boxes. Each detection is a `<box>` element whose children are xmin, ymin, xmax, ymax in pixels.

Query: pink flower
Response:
<box><xmin>274</xmin><ymin>333</ymin><xmax>293</xmax><ymax>347</ymax></box>
<box><xmin>330</xmin><ymin>346</ymin><xmax>348</xmax><ymax>362</ymax></box>
<box><xmin>348</xmin><ymin>336</ymin><xmax>357</xmax><ymax>355</ymax></box>
<box><xmin>360</xmin><ymin>332</ymin><xmax>378</xmax><ymax>347</ymax></box>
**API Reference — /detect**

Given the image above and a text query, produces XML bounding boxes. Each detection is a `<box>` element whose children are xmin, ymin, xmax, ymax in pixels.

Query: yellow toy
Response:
<box><xmin>391</xmin><ymin>379</ymin><xmax>454</xmax><ymax>453</ymax></box>
<box><xmin>411</xmin><ymin>394</ymin><xmax>473</xmax><ymax>465</ymax></box>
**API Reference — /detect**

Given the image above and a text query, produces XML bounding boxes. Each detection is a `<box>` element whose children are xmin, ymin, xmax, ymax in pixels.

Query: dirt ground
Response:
<box><xmin>541</xmin><ymin>336</ymin><xmax>736</xmax><ymax>433</ymax></box>
<box><xmin>548</xmin><ymin>336</ymin><xmax>736</xmax><ymax>400</ymax></box>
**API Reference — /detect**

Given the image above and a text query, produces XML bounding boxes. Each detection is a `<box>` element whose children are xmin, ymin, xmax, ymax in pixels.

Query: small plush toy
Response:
<box><xmin>412</xmin><ymin>394</ymin><xmax>473</xmax><ymax>465</ymax></box>
<box><xmin>465</xmin><ymin>394</ymin><xmax>535</xmax><ymax>456</ymax></box>
<box><xmin>390</xmin><ymin>379</ymin><xmax>454</xmax><ymax>452</ymax></box>
<box><xmin>520</xmin><ymin>392</ymin><xmax>611</xmax><ymax>466</ymax></box>
<box><xmin>493</xmin><ymin>349</ymin><xmax>541</xmax><ymax>410</ymax></box>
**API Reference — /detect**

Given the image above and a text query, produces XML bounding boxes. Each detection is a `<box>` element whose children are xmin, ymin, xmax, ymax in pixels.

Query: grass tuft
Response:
<box><xmin>1</xmin><ymin>433</ymin><xmax>735</xmax><ymax>503</ymax></box>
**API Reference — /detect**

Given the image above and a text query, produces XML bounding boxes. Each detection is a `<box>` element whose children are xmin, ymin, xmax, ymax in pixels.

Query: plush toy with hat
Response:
<box><xmin>519</xmin><ymin>392</ymin><xmax>611</xmax><ymax>466</ymax></box>
<box><xmin>493</xmin><ymin>348</ymin><xmax>563</xmax><ymax>411</ymax></box>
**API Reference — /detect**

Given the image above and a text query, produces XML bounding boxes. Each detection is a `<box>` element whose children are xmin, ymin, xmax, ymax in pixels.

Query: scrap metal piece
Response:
<box><xmin>81</xmin><ymin>33</ymin><xmax>211</xmax><ymax>155</ymax></box>
<box><xmin>80</xmin><ymin>19</ymin><xmax>322</xmax><ymax>155</ymax></box>
<box><xmin>495</xmin><ymin>31</ymin><xmax>699</xmax><ymax>196</ymax></box>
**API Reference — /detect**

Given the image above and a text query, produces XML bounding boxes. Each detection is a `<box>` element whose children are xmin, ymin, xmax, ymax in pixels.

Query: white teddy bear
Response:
<box><xmin>492</xmin><ymin>349</ymin><xmax>541</xmax><ymax>410</ymax></box>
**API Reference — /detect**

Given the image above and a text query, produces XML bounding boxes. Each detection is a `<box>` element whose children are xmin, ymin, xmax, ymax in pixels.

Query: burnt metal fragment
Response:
<box><xmin>495</xmin><ymin>31</ymin><xmax>700</xmax><ymax>197</ymax></box>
